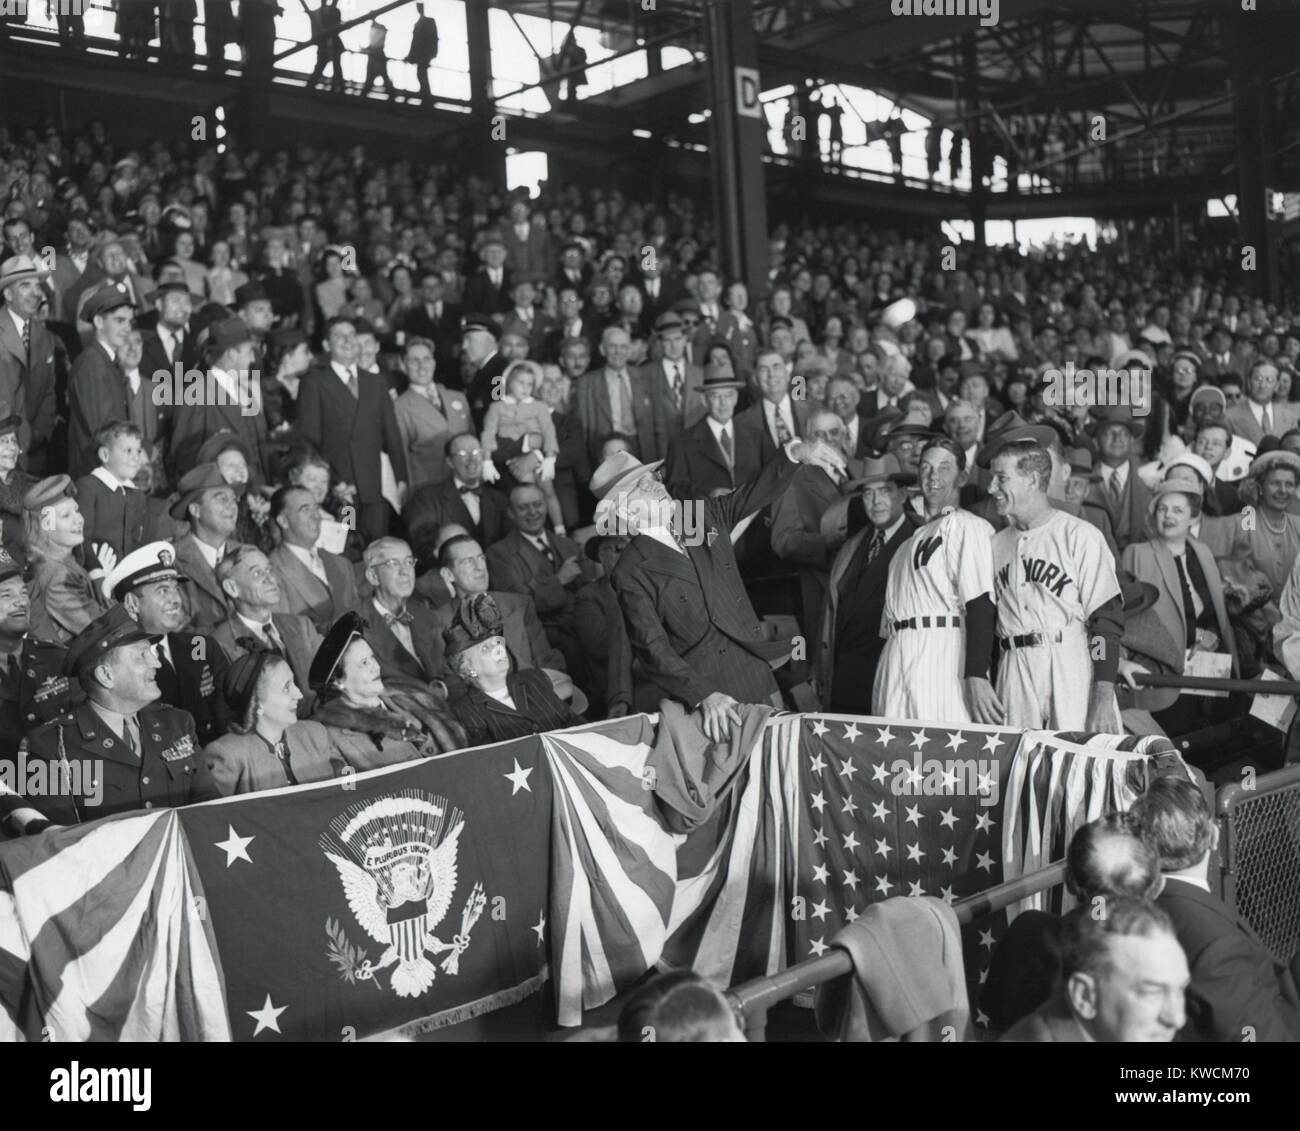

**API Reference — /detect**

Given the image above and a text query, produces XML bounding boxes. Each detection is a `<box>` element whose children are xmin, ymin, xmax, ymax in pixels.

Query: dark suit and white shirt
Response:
<box><xmin>1225</xmin><ymin>396</ymin><xmax>1300</xmax><ymax>446</ymax></box>
<box><xmin>706</xmin><ymin>416</ymin><xmax>737</xmax><ymax>478</ymax></box>
<box><xmin>270</xmin><ymin>542</ymin><xmax>359</xmax><ymax>634</ymax></box>
<box><xmin>762</xmin><ymin>395</ymin><xmax>799</xmax><ymax>447</ymax></box>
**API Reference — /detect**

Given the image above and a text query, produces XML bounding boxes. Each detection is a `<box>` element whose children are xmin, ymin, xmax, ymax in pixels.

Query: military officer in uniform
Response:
<box><xmin>0</xmin><ymin>605</ymin><xmax>215</xmax><ymax>833</ymax></box>
<box><xmin>107</xmin><ymin>540</ymin><xmax>233</xmax><ymax>746</ymax></box>
<box><xmin>0</xmin><ymin>545</ymin><xmax>86</xmax><ymax>747</ymax></box>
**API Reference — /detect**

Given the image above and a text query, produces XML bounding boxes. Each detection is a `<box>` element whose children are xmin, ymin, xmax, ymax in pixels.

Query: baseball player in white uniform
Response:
<box><xmin>873</xmin><ymin>437</ymin><xmax>1000</xmax><ymax>724</ymax></box>
<box><xmin>987</xmin><ymin>438</ymin><xmax>1124</xmax><ymax>731</ymax></box>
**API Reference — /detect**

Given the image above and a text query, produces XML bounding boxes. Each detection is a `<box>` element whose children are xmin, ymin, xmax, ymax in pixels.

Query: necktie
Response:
<box><xmin>538</xmin><ymin>537</ymin><xmax>558</xmax><ymax>568</ymax></box>
<box><xmin>1262</xmin><ymin>403</ymin><xmax>1273</xmax><ymax>436</ymax></box>
<box><xmin>671</xmin><ymin>363</ymin><xmax>683</xmax><ymax>411</ymax></box>
<box><xmin>385</xmin><ymin>608</ymin><xmax>415</xmax><ymax>628</ymax></box>
<box><xmin>866</xmin><ymin>529</ymin><xmax>885</xmax><ymax>567</ymax></box>
<box><xmin>155</xmin><ymin>642</ymin><xmax>173</xmax><ymax>673</ymax></box>
<box><xmin>263</xmin><ymin>621</ymin><xmax>285</xmax><ymax>656</ymax></box>
<box><xmin>347</xmin><ymin>368</ymin><xmax>359</xmax><ymax>399</ymax></box>
<box><xmin>460</xmin><ymin>484</ymin><xmax>480</xmax><ymax>496</ymax></box>
<box><xmin>1108</xmin><ymin>470</ymin><xmax>1123</xmax><ymax>504</ymax></box>
<box><xmin>774</xmin><ymin>409</ymin><xmax>793</xmax><ymax>446</ymax></box>
<box><xmin>122</xmin><ymin>716</ymin><xmax>140</xmax><ymax>760</ymax></box>
<box><xmin>20</xmin><ymin>318</ymin><xmax>30</xmax><ymax>365</ymax></box>
<box><xmin>719</xmin><ymin>426</ymin><xmax>734</xmax><ymax>468</ymax></box>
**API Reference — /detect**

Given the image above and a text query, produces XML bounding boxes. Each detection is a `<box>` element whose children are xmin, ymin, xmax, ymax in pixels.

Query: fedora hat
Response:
<box><xmin>202</xmin><ymin>316</ymin><xmax>252</xmax><ymax>358</ymax></box>
<box><xmin>195</xmin><ymin>429</ymin><xmax>253</xmax><ymax>468</ymax></box>
<box><xmin>1086</xmin><ymin>404</ymin><xmax>1146</xmax><ymax>439</ymax></box>
<box><xmin>843</xmin><ymin>453</ymin><xmax>915</xmax><ymax>491</ymax></box>
<box><xmin>1117</xmin><ymin>569</ymin><xmax>1159</xmax><ymax>617</ymax></box>
<box><xmin>1065</xmin><ymin>447</ymin><xmax>1093</xmax><ymax>475</ymax></box>
<box><xmin>975</xmin><ymin>410</ymin><xmax>1058</xmax><ymax>468</ymax></box>
<box><xmin>589</xmin><ymin>450</ymin><xmax>664</xmax><ymax>505</ymax></box>
<box><xmin>695</xmin><ymin>364</ymin><xmax>746</xmax><ymax>392</ymax></box>
<box><xmin>0</xmin><ymin>254</ymin><xmax>49</xmax><ymax>290</ymax></box>
<box><xmin>169</xmin><ymin>462</ymin><xmax>245</xmax><ymax>521</ymax></box>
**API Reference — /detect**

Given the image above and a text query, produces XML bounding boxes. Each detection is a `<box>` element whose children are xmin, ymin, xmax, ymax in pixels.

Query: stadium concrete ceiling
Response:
<box><xmin>503</xmin><ymin>0</ymin><xmax>1300</xmax><ymax>180</ymax></box>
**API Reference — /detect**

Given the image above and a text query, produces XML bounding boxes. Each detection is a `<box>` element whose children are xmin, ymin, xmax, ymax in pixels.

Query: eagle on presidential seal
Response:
<box><xmin>321</xmin><ymin>789</ymin><xmax>486</xmax><ymax>998</ymax></box>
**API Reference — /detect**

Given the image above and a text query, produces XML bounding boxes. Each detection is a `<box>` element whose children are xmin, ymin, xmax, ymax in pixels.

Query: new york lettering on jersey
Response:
<box><xmin>995</xmin><ymin>556</ymin><xmax>1076</xmax><ymax>599</ymax></box>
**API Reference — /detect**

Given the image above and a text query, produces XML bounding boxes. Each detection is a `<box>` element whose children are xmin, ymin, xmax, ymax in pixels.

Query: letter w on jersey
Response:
<box><xmin>911</xmin><ymin>534</ymin><xmax>943</xmax><ymax>572</ymax></box>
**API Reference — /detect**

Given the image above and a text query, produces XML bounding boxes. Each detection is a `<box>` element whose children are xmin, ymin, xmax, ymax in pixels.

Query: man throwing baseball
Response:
<box><xmin>874</xmin><ymin>435</ymin><xmax>1001</xmax><ymax>725</ymax></box>
<box><xmin>987</xmin><ymin>438</ymin><xmax>1124</xmax><ymax>732</ymax></box>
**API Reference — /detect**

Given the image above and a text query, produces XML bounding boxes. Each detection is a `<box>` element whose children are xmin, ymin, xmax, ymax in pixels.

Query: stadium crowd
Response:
<box><xmin>0</xmin><ymin>114</ymin><xmax>1298</xmax><ymax>1042</ymax></box>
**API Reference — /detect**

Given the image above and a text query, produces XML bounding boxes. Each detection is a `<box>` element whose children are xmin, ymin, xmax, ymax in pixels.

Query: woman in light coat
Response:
<box><xmin>1120</xmin><ymin>480</ymin><xmax>1237</xmax><ymax>737</ymax></box>
<box><xmin>204</xmin><ymin>653</ymin><xmax>341</xmax><ymax>795</ymax></box>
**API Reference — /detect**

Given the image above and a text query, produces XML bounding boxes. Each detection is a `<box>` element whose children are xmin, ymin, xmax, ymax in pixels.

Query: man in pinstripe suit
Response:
<box><xmin>597</xmin><ymin>434</ymin><xmax>844</xmax><ymax>741</ymax></box>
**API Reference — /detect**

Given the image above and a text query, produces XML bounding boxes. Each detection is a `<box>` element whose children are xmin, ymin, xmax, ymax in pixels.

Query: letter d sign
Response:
<box><xmin>736</xmin><ymin>67</ymin><xmax>762</xmax><ymax>119</ymax></box>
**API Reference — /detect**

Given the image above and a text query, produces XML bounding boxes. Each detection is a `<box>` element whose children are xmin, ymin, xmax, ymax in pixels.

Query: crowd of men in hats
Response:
<box><xmin>2</xmin><ymin>55</ymin><xmax>1300</xmax><ymax>1044</ymax></box>
<box><xmin>1</xmin><ymin>123</ymin><xmax>1300</xmax><ymax>851</ymax></box>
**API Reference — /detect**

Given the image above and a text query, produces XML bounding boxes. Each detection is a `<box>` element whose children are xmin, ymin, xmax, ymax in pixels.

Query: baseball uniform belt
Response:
<box><xmin>891</xmin><ymin>616</ymin><xmax>962</xmax><ymax>631</ymax></box>
<box><xmin>998</xmin><ymin>630</ymin><xmax>1066</xmax><ymax>650</ymax></box>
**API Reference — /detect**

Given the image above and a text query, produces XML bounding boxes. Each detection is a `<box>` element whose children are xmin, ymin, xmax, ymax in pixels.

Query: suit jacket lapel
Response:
<box><xmin>636</xmin><ymin>536</ymin><xmax>697</xmax><ymax>583</ymax></box>
<box><xmin>1151</xmin><ymin>542</ymin><xmax>1187</xmax><ymax>640</ymax></box>
<box><xmin>321</xmin><ymin>365</ymin><xmax>359</xmax><ymax>424</ymax></box>
<box><xmin>277</xmin><ymin>547</ymin><xmax>329</xmax><ymax>605</ymax></box>
<box><xmin>0</xmin><ymin>315</ymin><xmax>24</xmax><ymax>366</ymax></box>
<box><xmin>178</xmin><ymin>538</ymin><xmax>226</xmax><ymax>603</ymax></box>
<box><xmin>693</xmin><ymin>420</ymin><xmax>732</xmax><ymax>477</ymax></box>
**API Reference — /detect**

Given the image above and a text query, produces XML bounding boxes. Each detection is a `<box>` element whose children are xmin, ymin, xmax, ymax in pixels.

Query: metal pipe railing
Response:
<box><xmin>1133</xmin><ymin>672</ymin><xmax>1300</xmax><ymax>697</ymax></box>
<box><xmin>727</xmin><ymin>858</ymin><xmax>1069</xmax><ymax>1042</ymax></box>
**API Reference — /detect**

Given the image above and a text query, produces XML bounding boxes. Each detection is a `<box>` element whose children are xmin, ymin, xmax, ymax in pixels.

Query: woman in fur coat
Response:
<box><xmin>307</xmin><ymin>611</ymin><xmax>467</xmax><ymax>771</ymax></box>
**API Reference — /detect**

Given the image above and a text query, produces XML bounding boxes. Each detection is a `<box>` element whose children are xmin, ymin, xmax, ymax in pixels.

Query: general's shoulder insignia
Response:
<box><xmin>321</xmin><ymin>789</ymin><xmax>486</xmax><ymax>999</ymax></box>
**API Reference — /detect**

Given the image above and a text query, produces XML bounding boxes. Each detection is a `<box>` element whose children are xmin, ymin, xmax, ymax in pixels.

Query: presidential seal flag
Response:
<box><xmin>176</xmin><ymin>737</ymin><xmax>552</xmax><ymax>1041</ymax></box>
<box><xmin>321</xmin><ymin>791</ymin><xmax>486</xmax><ymax>998</ymax></box>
